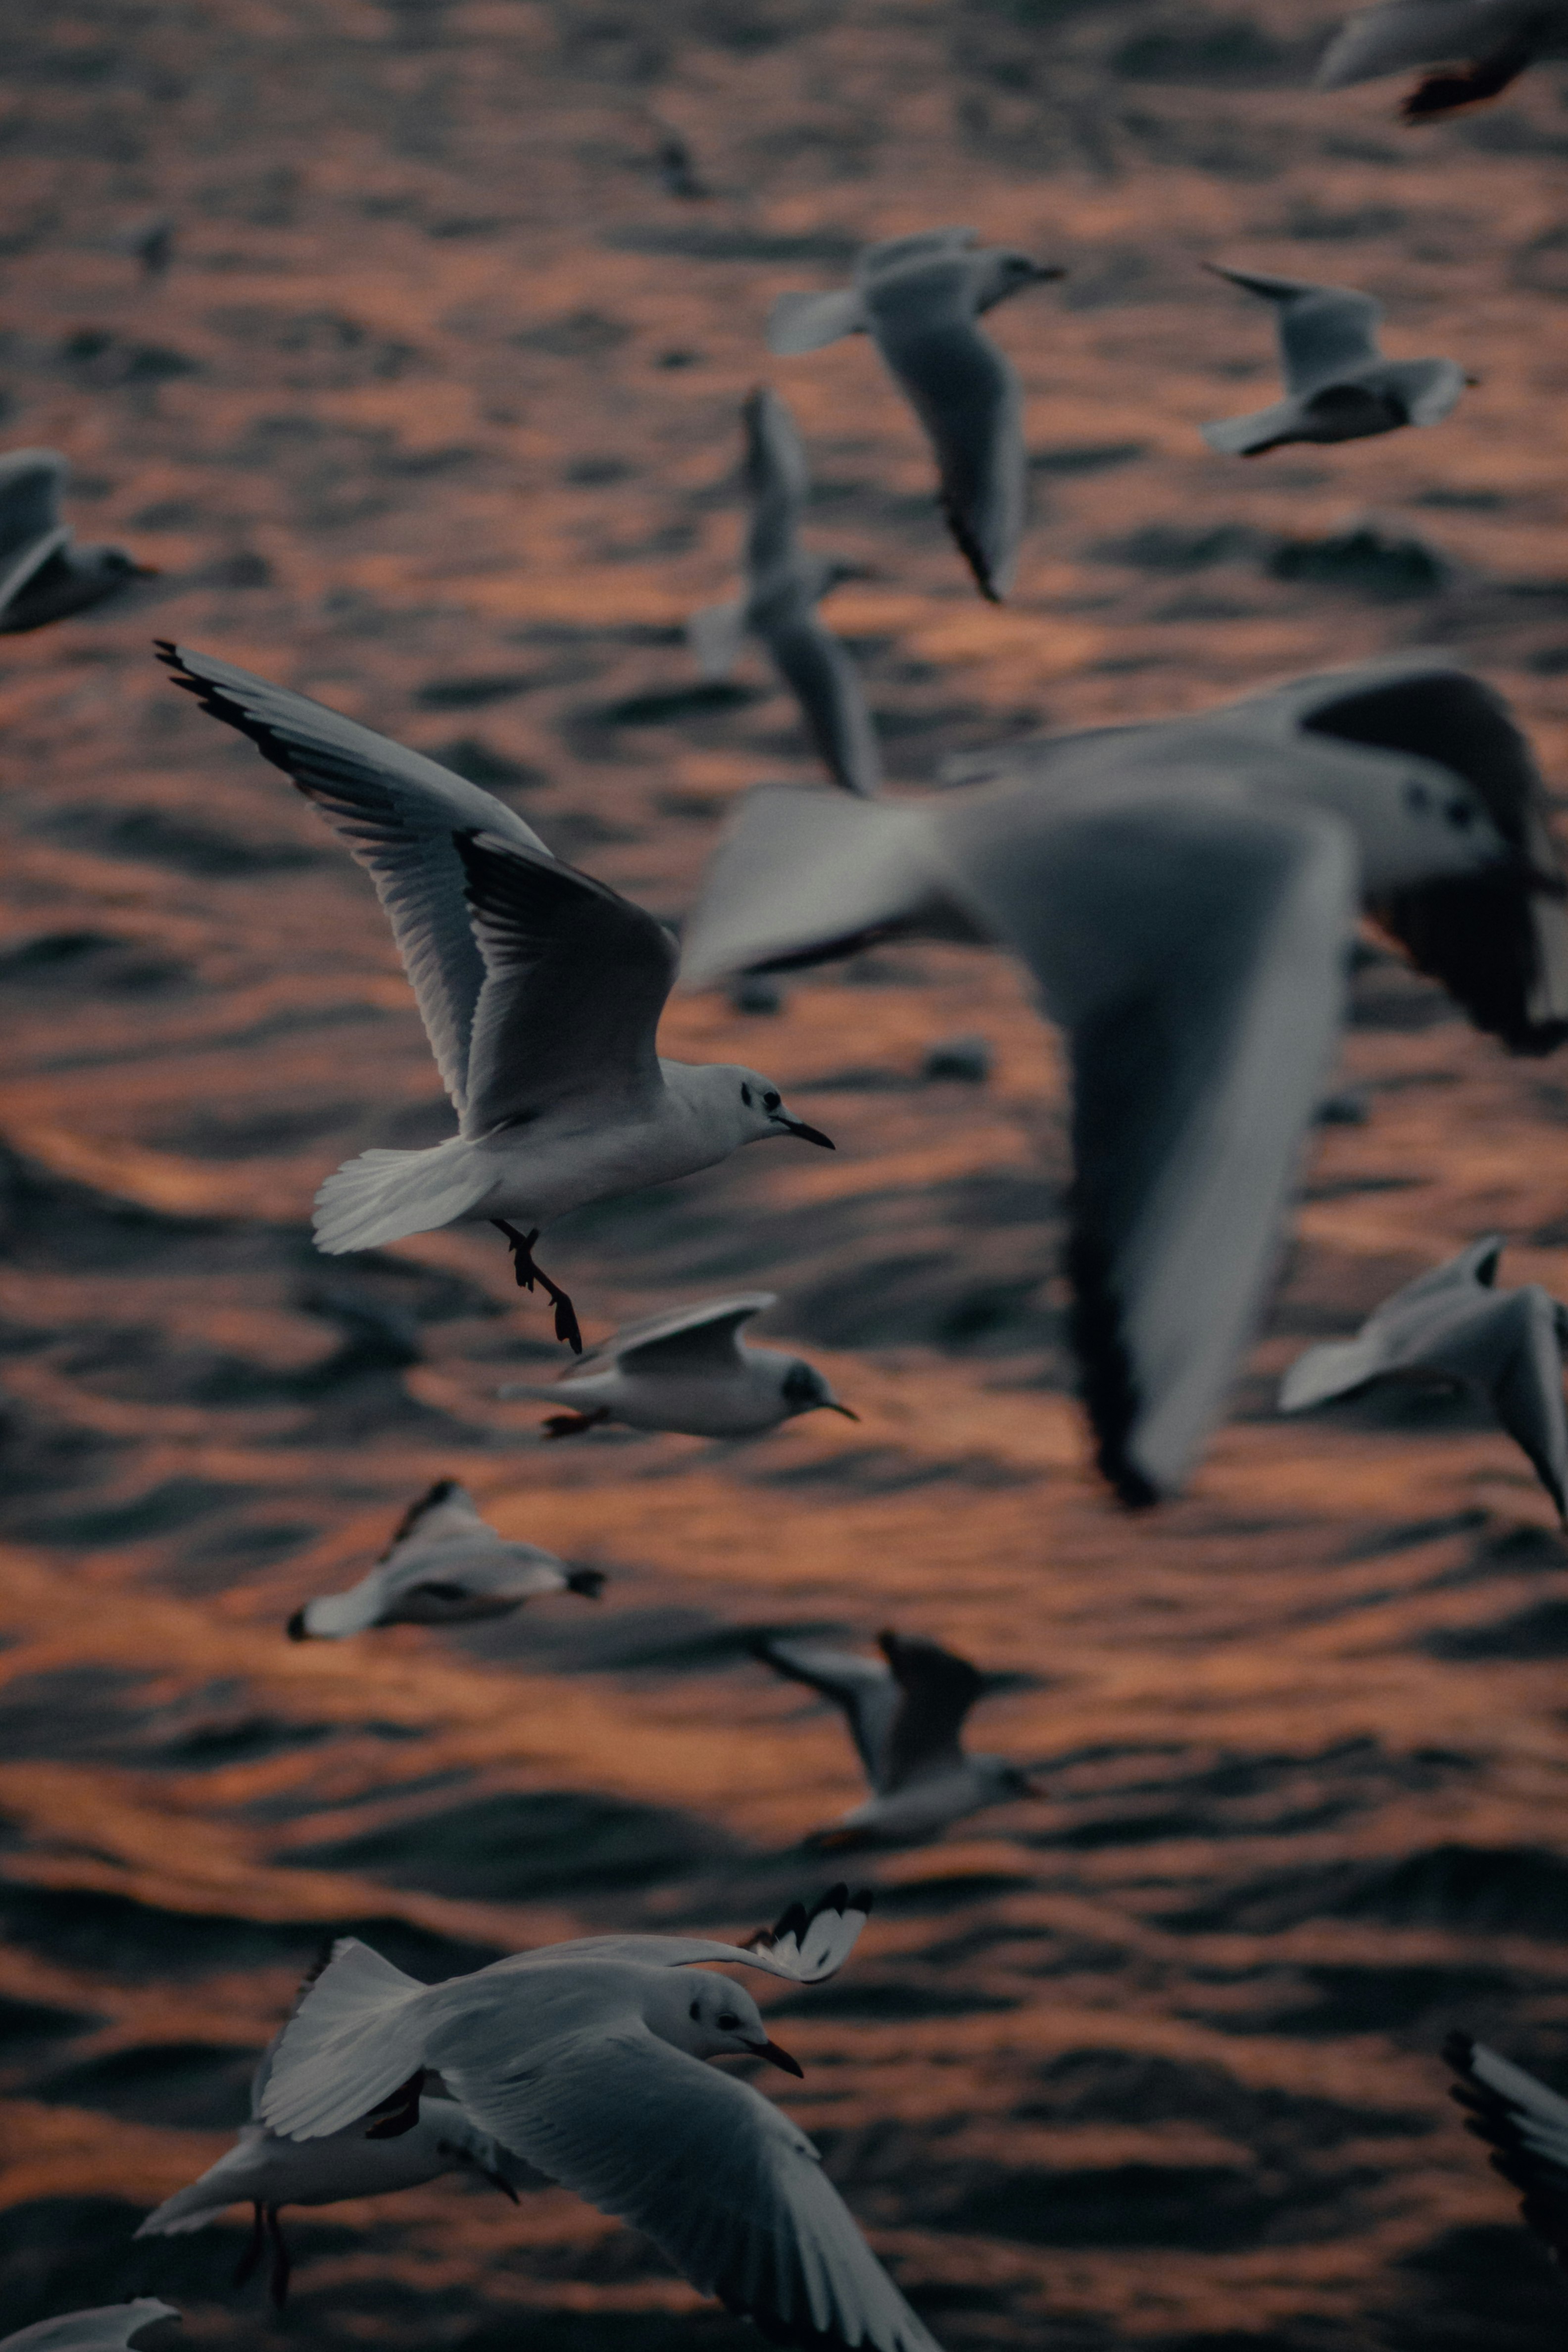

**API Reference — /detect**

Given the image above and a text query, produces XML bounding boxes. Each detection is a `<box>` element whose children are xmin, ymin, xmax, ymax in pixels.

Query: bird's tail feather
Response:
<box><xmin>258</xmin><ymin>1938</ymin><xmax>429</xmax><ymax>2141</ymax></box>
<box><xmin>313</xmin><ymin>1145</ymin><xmax>491</xmax><ymax>1255</ymax></box>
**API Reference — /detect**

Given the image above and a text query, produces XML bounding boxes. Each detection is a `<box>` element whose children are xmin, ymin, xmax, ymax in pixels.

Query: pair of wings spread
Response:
<box><xmin>763</xmin><ymin>1632</ymin><xmax>985</xmax><ymax>1796</ymax></box>
<box><xmin>157</xmin><ymin>643</ymin><xmax>680</xmax><ymax>1142</ymax></box>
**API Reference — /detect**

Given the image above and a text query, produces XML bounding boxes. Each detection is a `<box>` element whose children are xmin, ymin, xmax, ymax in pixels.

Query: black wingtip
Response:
<box><xmin>1065</xmin><ymin>1218</ymin><xmax>1162</xmax><ymax>1510</ymax></box>
<box><xmin>566</xmin><ymin>1566</ymin><xmax>606</xmax><ymax>1599</ymax></box>
<box><xmin>286</xmin><ymin>1607</ymin><xmax>310</xmax><ymax>1642</ymax></box>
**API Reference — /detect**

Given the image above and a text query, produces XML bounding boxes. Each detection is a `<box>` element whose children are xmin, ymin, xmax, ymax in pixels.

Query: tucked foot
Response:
<box><xmin>541</xmin><ymin>1407</ymin><xmax>612</xmax><ymax>1440</ymax></box>
<box><xmin>234</xmin><ymin>2199</ymin><xmax>267</xmax><ymax>2288</ymax></box>
<box><xmin>492</xmin><ymin>1222</ymin><xmax>583</xmax><ymax>1353</ymax></box>
<box><xmin>1402</xmin><ymin>50</ymin><xmax>1526</xmax><ymax>115</ymax></box>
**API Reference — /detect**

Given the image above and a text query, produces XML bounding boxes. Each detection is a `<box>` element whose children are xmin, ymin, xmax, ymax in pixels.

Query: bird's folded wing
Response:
<box><xmin>378</xmin><ymin>1477</ymin><xmax>489</xmax><ymax>1563</ymax></box>
<box><xmin>939</xmin><ymin>786</ymin><xmax>1357</xmax><ymax>1503</ymax></box>
<box><xmin>880</xmin><ymin>318</ymin><xmax>1024</xmax><ymax>600</ymax></box>
<box><xmin>0</xmin><ymin>522</ymin><xmax>73</xmax><ymax>612</ymax></box>
<box><xmin>0</xmin><ymin>449</ymin><xmax>67</xmax><ymax>562</ymax></box>
<box><xmin>765</xmin><ymin>617</ymin><xmax>882</xmax><ymax>798</ymax></box>
<box><xmin>879</xmin><ymin>1633</ymin><xmax>984</xmax><ymax>1789</ymax></box>
<box><xmin>759</xmin><ymin>1640</ymin><xmax>900</xmax><ymax>1790</ymax></box>
<box><xmin>745</xmin><ymin>388</ymin><xmax>811</xmax><ymax>578</ymax></box>
<box><xmin>539</xmin><ymin>1887</ymin><xmax>872</xmax><ymax>1984</ymax></box>
<box><xmin>1317</xmin><ymin>0</ymin><xmax>1519</xmax><ymax>82</ymax></box>
<box><xmin>1</xmin><ymin>2309</ymin><xmax>180</xmax><ymax>2352</ymax></box>
<box><xmin>443</xmin><ymin>2030</ymin><xmax>940</xmax><ymax>2352</ymax></box>
<box><xmin>157</xmin><ymin>644</ymin><xmax>551</xmax><ymax>1117</ymax></box>
<box><xmin>603</xmin><ymin>1294</ymin><xmax>779</xmax><ymax>1375</ymax></box>
<box><xmin>1445</xmin><ymin>2032</ymin><xmax>1568</xmax><ymax>2263</ymax></box>
<box><xmin>453</xmin><ymin>832</ymin><xmax>677</xmax><ymax>1133</ymax></box>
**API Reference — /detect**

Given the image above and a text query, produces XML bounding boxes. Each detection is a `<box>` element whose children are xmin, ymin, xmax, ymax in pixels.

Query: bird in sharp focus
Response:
<box><xmin>0</xmin><ymin>450</ymin><xmax>156</xmax><ymax>633</ymax></box>
<box><xmin>157</xmin><ymin>643</ymin><xmax>834</xmax><ymax>1352</ymax></box>
<box><xmin>1201</xmin><ymin>264</ymin><xmax>1466</xmax><ymax>456</ymax></box>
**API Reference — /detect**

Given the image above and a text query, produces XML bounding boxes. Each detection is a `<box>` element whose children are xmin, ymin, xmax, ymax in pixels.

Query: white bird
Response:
<box><xmin>1201</xmin><ymin>265</ymin><xmax>1465</xmax><ymax>457</ymax></box>
<box><xmin>756</xmin><ymin>1629</ymin><xmax>1036</xmax><ymax>1848</ymax></box>
<box><xmin>499</xmin><ymin>1292</ymin><xmax>857</xmax><ymax>1438</ymax></box>
<box><xmin>767</xmin><ymin>228</ymin><xmax>1063</xmax><ymax>603</ymax></box>
<box><xmin>679</xmin><ymin>652</ymin><xmax>1555</xmax><ymax>1506</ymax></box>
<box><xmin>157</xmin><ymin>643</ymin><xmax>834</xmax><ymax>1351</ymax></box>
<box><xmin>1317</xmin><ymin>0</ymin><xmax>1568</xmax><ymax>118</ymax></box>
<box><xmin>0</xmin><ymin>451</ymin><xmax>155</xmax><ymax>634</ymax></box>
<box><xmin>1</xmin><ymin>2311</ymin><xmax>177</xmax><ymax>2352</ymax></box>
<box><xmin>689</xmin><ymin>388</ymin><xmax>880</xmax><ymax>797</ymax></box>
<box><xmin>255</xmin><ymin>1888</ymin><xmax>938</xmax><ymax>2352</ymax></box>
<box><xmin>136</xmin><ymin>1988</ymin><xmax>520</xmax><ymax>2307</ymax></box>
<box><xmin>1445</xmin><ymin>2033</ymin><xmax>1568</xmax><ymax>2272</ymax></box>
<box><xmin>286</xmin><ymin>1477</ymin><xmax>604</xmax><ymax>1639</ymax></box>
<box><xmin>1279</xmin><ymin>1235</ymin><xmax>1568</xmax><ymax>1519</ymax></box>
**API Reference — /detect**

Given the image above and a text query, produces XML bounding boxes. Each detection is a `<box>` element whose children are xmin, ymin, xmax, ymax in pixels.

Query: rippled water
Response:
<box><xmin>3</xmin><ymin>2</ymin><xmax>1568</xmax><ymax>2347</ymax></box>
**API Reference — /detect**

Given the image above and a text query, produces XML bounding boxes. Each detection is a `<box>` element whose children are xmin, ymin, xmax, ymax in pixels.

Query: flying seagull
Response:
<box><xmin>756</xmin><ymin>1629</ymin><xmax>1036</xmax><ymax>1847</ymax></box>
<box><xmin>1279</xmin><ymin>1235</ymin><xmax>1568</xmax><ymax>1519</ymax></box>
<box><xmin>679</xmin><ymin>652</ymin><xmax>1555</xmax><ymax>1506</ymax></box>
<box><xmin>1445</xmin><ymin>2033</ymin><xmax>1568</xmax><ymax>2272</ymax></box>
<box><xmin>158</xmin><ymin>643</ymin><xmax>833</xmax><ymax>1350</ymax></box>
<box><xmin>255</xmin><ymin>1888</ymin><xmax>940</xmax><ymax>2352</ymax></box>
<box><xmin>0</xmin><ymin>450</ymin><xmax>155</xmax><ymax>633</ymax></box>
<box><xmin>1</xmin><ymin>2312</ymin><xmax>178</xmax><ymax>2352</ymax></box>
<box><xmin>500</xmin><ymin>1292</ymin><xmax>856</xmax><ymax>1437</ymax></box>
<box><xmin>689</xmin><ymin>387</ymin><xmax>881</xmax><ymax>795</ymax></box>
<box><xmin>287</xmin><ymin>1478</ymin><xmax>603</xmax><ymax>1639</ymax></box>
<box><xmin>768</xmin><ymin>227</ymin><xmax>1063</xmax><ymax>602</ymax></box>
<box><xmin>1201</xmin><ymin>265</ymin><xmax>1465</xmax><ymax>456</ymax></box>
<box><xmin>1317</xmin><ymin>0</ymin><xmax>1568</xmax><ymax>118</ymax></box>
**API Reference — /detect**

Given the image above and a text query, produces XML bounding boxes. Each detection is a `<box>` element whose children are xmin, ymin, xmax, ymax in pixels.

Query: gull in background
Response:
<box><xmin>159</xmin><ymin>643</ymin><xmax>833</xmax><ymax>1351</ymax></box>
<box><xmin>0</xmin><ymin>451</ymin><xmax>155</xmax><ymax>634</ymax></box>
<box><xmin>768</xmin><ymin>228</ymin><xmax>1063</xmax><ymax>602</ymax></box>
<box><xmin>287</xmin><ymin>1478</ymin><xmax>603</xmax><ymax>1639</ymax></box>
<box><xmin>680</xmin><ymin>652</ymin><xmax>1559</xmax><ymax>1506</ymax></box>
<box><xmin>256</xmin><ymin>1888</ymin><xmax>941</xmax><ymax>2352</ymax></box>
<box><xmin>1201</xmin><ymin>265</ymin><xmax>1465</xmax><ymax>456</ymax></box>
<box><xmin>756</xmin><ymin>1629</ymin><xmax>1036</xmax><ymax>1847</ymax></box>
<box><xmin>689</xmin><ymin>386</ymin><xmax>881</xmax><ymax>796</ymax></box>
<box><xmin>1279</xmin><ymin>1235</ymin><xmax>1568</xmax><ymax>1519</ymax></box>
<box><xmin>2</xmin><ymin>2313</ymin><xmax>178</xmax><ymax>2352</ymax></box>
<box><xmin>500</xmin><ymin>1292</ymin><xmax>857</xmax><ymax>1438</ymax></box>
<box><xmin>1445</xmin><ymin>2034</ymin><xmax>1568</xmax><ymax>2272</ymax></box>
<box><xmin>1318</xmin><ymin>0</ymin><xmax>1568</xmax><ymax>117</ymax></box>
<box><xmin>137</xmin><ymin>1973</ymin><xmax>520</xmax><ymax>2307</ymax></box>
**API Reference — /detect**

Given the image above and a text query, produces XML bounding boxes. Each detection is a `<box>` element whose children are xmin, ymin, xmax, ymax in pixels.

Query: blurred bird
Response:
<box><xmin>756</xmin><ymin>1629</ymin><xmax>1036</xmax><ymax>1847</ymax></box>
<box><xmin>1445</xmin><ymin>2033</ymin><xmax>1568</xmax><ymax>2270</ymax></box>
<box><xmin>1279</xmin><ymin>1235</ymin><xmax>1568</xmax><ymax>1519</ymax></box>
<box><xmin>689</xmin><ymin>388</ymin><xmax>881</xmax><ymax>795</ymax></box>
<box><xmin>648</xmin><ymin>118</ymin><xmax>710</xmax><ymax>197</ymax></box>
<box><xmin>0</xmin><ymin>451</ymin><xmax>156</xmax><ymax>634</ymax></box>
<box><xmin>680</xmin><ymin>653</ymin><xmax>1555</xmax><ymax>1506</ymax></box>
<box><xmin>116</xmin><ymin>214</ymin><xmax>175</xmax><ymax>277</ymax></box>
<box><xmin>500</xmin><ymin>1292</ymin><xmax>856</xmax><ymax>1437</ymax></box>
<box><xmin>1201</xmin><ymin>265</ymin><xmax>1465</xmax><ymax>455</ymax></box>
<box><xmin>1317</xmin><ymin>0</ymin><xmax>1568</xmax><ymax>118</ymax></box>
<box><xmin>159</xmin><ymin>643</ymin><xmax>833</xmax><ymax>1351</ymax></box>
<box><xmin>768</xmin><ymin>227</ymin><xmax>1063</xmax><ymax>601</ymax></box>
<box><xmin>1</xmin><ymin>2311</ymin><xmax>178</xmax><ymax>2352</ymax></box>
<box><xmin>287</xmin><ymin>1478</ymin><xmax>603</xmax><ymax>1639</ymax></box>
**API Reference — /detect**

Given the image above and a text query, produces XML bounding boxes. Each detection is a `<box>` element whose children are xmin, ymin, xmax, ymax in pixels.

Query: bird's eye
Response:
<box><xmin>718</xmin><ymin>2012</ymin><xmax>739</xmax><ymax>2030</ymax></box>
<box><xmin>689</xmin><ymin>1998</ymin><xmax>701</xmax><ymax>2021</ymax></box>
<box><xmin>1405</xmin><ymin>782</ymin><xmax>1430</xmax><ymax>813</ymax></box>
<box><xmin>740</xmin><ymin>1084</ymin><xmax>752</xmax><ymax>1106</ymax></box>
<box><xmin>1447</xmin><ymin>800</ymin><xmax>1473</xmax><ymax>829</ymax></box>
<box><xmin>762</xmin><ymin>1089</ymin><xmax>781</xmax><ymax>1112</ymax></box>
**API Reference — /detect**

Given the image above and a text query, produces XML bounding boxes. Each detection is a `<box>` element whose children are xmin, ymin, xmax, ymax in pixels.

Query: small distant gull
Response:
<box><xmin>116</xmin><ymin>214</ymin><xmax>175</xmax><ymax>276</ymax></box>
<box><xmin>680</xmin><ymin>652</ymin><xmax>1558</xmax><ymax>1505</ymax></box>
<box><xmin>137</xmin><ymin>1973</ymin><xmax>519</xmax><ymax>2307</ymax></box>
<box><xmin>158</xmin><ymin>643</ymin><xmax>834</xmax><ymax>1351</ymax></box>
<box><xmin>689</xmin><ymin>387</ymin><xmax>881</xmax><ymax>796</ymax></box>
<box><xmin>257</xmin><ymin>1887</ymin><xmax>940</xmax><ymax>2352</ymax></box>
<box><xmin>756</xmin><ymin>1629</ymin><xmax>1036</xmax><ymax>1848</ymax></box>
<box><xmin>501</xmin><ymin>1291</ymin><xmax>856</xmax><ymax>1438</ymax></box>
<box><xmin>1445</xmin><ymin>2033</ymin><xmax>1568</xmax><ymax>2270</ymax></box>
<box><xmin>1201</xmin><ymin>265</ymin><xmax>1465</xmax><ymax>457</ymax></box>
<box><xmin>647</xmin><ymin>117</ymin><xmax>710</xmax><ymax>198</ymax></box>
<box><xmin>287</xmin><ymin>1477</ymin><xmax>603</xmax><ymax>1639</ymax></box>
<box><xmin>1279</xmin><ymin>1235</ymin><xmax>1568</xmax><ymax>1519</ymax></box>
<box><xmin>1317</xmin><ymin>0</ymin><xmax>1568</xmax><ymax>117</ymax></box>
<box><xmin>767</xmin><ymin>227</ymin><xmax>1063</xmax><ymax>603</ymax></box>
<box><xmin>0</xmin><ymin>451</ymin><xmax>155</xmax><ymax>634</ymax></box>
<box><xmin>1</xmin><ymin>2311</ymin><xmax>177</xmax><ymax>2352</ymax></box>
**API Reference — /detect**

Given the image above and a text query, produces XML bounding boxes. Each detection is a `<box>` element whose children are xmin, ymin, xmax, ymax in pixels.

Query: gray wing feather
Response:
<box><xmin>0</xmin><ymin>450</ymin><xmax>66</xmax><ymax>561</ymax></box>
<box><xmin>760</xmin><ymin>1638</ymin><xmax>900</xmax><ymax>1791</ymax></box>
<box><xmin>1209</xmin><ymin>267</ymin><xmax>1384</xmax><ymax>392</ymax></box>
<box><xmin>875</xmin><ymin>314</ymin><xmax>1024</xmax><ymax>598</ymax></box>
<box><xmin>764</xmin><ymin>616</ymin><xmax>882</xmax><ymax>797</ymax></box>
<box><xmin>744</xmin><ymin>388</ymin><xmax>811</xmax><ymax>579</ymax></box>
<box><xmin>1317</xmin><ymin>0</ymin><xmax>1534</xmax><ymax>81</ymax></box>
<box><xmin>768</xmin><ymin>289</ymin><xmax>867</xmax><ymax>356</ymax></box>
<box><xmin>1</xmin><ymin>2311</ymin><xmax>180</xmax><ymax>2352</ymax></box>
<box><xmin>602</xmin><ymin>1294</ymin><xmax>777</xmax><ymax>1375</ymax></box>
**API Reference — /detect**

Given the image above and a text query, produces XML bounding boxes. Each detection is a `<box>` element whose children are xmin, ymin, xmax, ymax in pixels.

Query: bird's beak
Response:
<box><xmin>772</xmin><ymin>1116</ymin><xmax>835</xmax><ymax>1149</ymax></box>
<box><xmin>1464</xmin><ymin>373</ymin><xmax>1483</xmax><ymax>387</ymax></box>
<box><xmin>132</xmin><ymin>563</ymin><xmax>161</xmax><ymax>577</ymax></box>
<box><xmin>286</xmin><ymin>1608</ymin><xmax>311</xmax><ymax>1642</ymax></box>
<box><xmin>485</xmin><ymin>2168</ymin><xmax>520</xmax><ymax>2204</ymax></box>
<box><xmin>749</xmin><ymin>2037</ymin><xmax>804</xmax><ymax>2078</ymax></box>
<box><xmin>821</xmin><ymin>1401</ymin><xmax>860</xmax><ymax>1420</ymax></box>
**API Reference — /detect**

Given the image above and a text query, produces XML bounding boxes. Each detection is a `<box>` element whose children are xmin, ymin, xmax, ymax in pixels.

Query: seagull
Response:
<box><xmin>0</xmin><ymin>451</ymin><xmax>155</xmax><ymax>634</ymax></box>
<box><xmin>157</xmin><ymin>643</ymin><xmax>834</xmax><ymax>1351</ymax></box>
<box><xmin>1201</xmin><ymin>265</ymin><xmax>1465</xmax><ymax>456</ymax></box>
<box><xmin>756</xmin><ymin>1629</ymin><xmax>1036</xmax><ymax>1848</ymax></box>
<box><xmin>499</xmin><ymin>1292</ymin><xmax>857</xmax><ymax>1438</ymax></box>
<box><xmin>767</xmin><ymin>227</ymin><xmax>1064</xmax><ymax>602</ymax></box>
<box><xmin>1317</xmin><ymin>0</ymin><xmax>1568</xmax><ymax>118</ymax></box>
<box><xmin>1279</xmin><ymin>1235</ymin><xmax>1568</xmax><ymax>1519</ymax></box>
<box><xmin>1444</xmin><ymin>2033</ymin><xmax>1568</xmax><ymax>2271</ymax></box>
<box><xmin>136</xmin><ymin>1979</ymin><xmax>520</xmax><ymax>2307</ymax></box>
<box><xmin>689</xmin><ymin>387</ymin><xmax>881</xmax><ymax>796</ymax></box>
<box><xmin>679</xmin><ymin>652</ymin><xmax>1555</xmax><ymax>1506</ymax></box>
<box><xmin>255</xmin><ymin>1887</ymin><xmax>939</xmax><ymax>2352</ymax></box>
<box><xmin>286</xmin><ymin>1477</ymin><xmax>604</xmax><ymax>1639</ymax></box>
<box><xmin>1</xmin><ymin>2311</ymin><xmax>178</xmax><ymax>2352</ymax></box>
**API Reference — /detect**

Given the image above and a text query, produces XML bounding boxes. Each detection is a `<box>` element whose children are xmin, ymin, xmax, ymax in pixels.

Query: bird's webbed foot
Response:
<box><xmin>491</xmin><ymin>1222</ymin><xmax>583</xmax><ymax>1352</ymax></box>
<box><xmin>541</xmin><ymin>1406</ymin><xmax>611</xmax><ymax>1439</ymax></box>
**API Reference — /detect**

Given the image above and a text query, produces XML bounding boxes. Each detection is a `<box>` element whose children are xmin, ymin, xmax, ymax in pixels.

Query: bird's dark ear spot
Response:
<box><xmin>740</xmin><ymin>1083</ymin><xmax>753</xmax><ymax>1106</ymax></box>
<box><xmin>689</xmin><ymin>1997</ymin><xmax>701</xmax><ymax>2021</ymax></box>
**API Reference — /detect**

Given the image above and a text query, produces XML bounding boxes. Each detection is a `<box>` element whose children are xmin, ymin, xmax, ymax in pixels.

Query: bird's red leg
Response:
<box><xmin>491</xmin><ymin>1222</ymin><xmax>583</xmax><ymax>1352</ymax></box>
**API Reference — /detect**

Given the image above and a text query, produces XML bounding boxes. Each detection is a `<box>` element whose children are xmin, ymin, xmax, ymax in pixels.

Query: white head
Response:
<box><xmin>682</xmin><ymin>1064</ymin><xmax>836</xmax><ymax>1156</ymax></box>
<box><xmin>779</xmin><ymin>1357</ymin><xmax>859</xmax><ymax>1421</ymax></box>
<box><xmin>971</xmin><ymin>249</ymin><xmax>1064</xmax><ymax>314</ymax></box>
<box><xmin>645</xmin><ymin>1970</ymin><xmax>804</xmax><ymax>2077</ymax></box>
<box><xmin>975</xmin><ymin>1755</ymin><xmax>1040</xmax><ymax>1803</ymax></box>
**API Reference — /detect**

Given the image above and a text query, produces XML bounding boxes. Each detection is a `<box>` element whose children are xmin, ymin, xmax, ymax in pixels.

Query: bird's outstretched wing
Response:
<box><xmin>1445</xmin><ymin>2032</ymin><xmax>1568</xmax><ymax>2267</ymax></box>
<box><xmin>1</xmin><ymin>2309</ymin><xmax>180</xmax><ymax>2352</ymax></box>
<box><xmin>441</xmin><ymin>2026</ymin><xmax>941</xmax><ymax>2352</ymax></box>
<box><xmin>758</xmin><ymin>1638</ymin><xmax>900</xmax><ymax>1790</ymax></box>
<box><xmin>744</xmin><ymin>387</ymin><xmax>811</xmax><ymax>581</ymax></box>
<box><xmin>1317</xmin><ymin>0</ymin><xmax>1528</xmax><ymax>82</ymax></box>
<box><xmin>538</xmin><ymin>1886</ymin><xmax>873</xmax><ymax>1984</ymax></box>
<box><xmin>877</xmin><ymin>311</ymin><xmax>1025</xmax><ymax>600</ymax></box>
<box><xmin>377</xmin><ymin>1477</ymin><xmax>490</xmax><ymax>1562</ymax></box>
<box><xmin>879</xmin><ymin>1631</ymin><xmax>984</xmax><ymax>1790</ymax></box>
<box><xmin>598</xmin><ymin>1294</ymin><xmax>778</xmax><ymax>1376</ymax></box>
<box><xmin>1207</xmin><ymin>265</ymin><xmax>1384</xmax><ymax>393</ymax></box>
<box><xmin>453</xmin><ymin>831</ymin><xmax>677</xmax><ymax>1133</ymax></box>
<box><xmin>765</xmin><ymin>615</ymin><xmax>882</xmax><ymax>797</ymax></box>
<box><xmin>0</xmin><ymin>448</ymin><xmax>66</xmax><ymax>564</ymax></box>
<box><xmin>158</xmin><ymin>644</ymin><xmax>551</xmax><ymax>1117</ymax></box>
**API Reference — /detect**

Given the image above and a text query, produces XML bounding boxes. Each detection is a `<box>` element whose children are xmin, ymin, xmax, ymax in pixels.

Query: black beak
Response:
<box><xmin>485</xmin><ymin>2168</ymin><xmax>520</xmax><ymax>2204</ymax></box>
<box><xmin>821</xmin><ymin>1401</ymin><xmax>860</xmax><ymax>1420</ymax></box>
<box><xmin>774</xmin><ymin>1117</ymin><xmax>834</xmax><ymax>1149</ymax></box>
<box><xmin>749</xmin><ymin>2036</ymin><xmax>804</xmax><ymax>2078</ymax></box>
<box><xmin>286</xmin><ymin>1608</ymin><xmax>310</xmax><ymax>1642</ymax></box>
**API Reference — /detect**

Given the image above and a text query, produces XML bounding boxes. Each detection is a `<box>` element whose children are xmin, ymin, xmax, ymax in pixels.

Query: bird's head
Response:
<box><xmin>982</xmin><ymin>1758</ymin><xmax>1041</xmax><ymax>1802</ymax></box>
<box><xmin>780</xmin><ymin>1357</ymin><xmax>858</xmax><ymax>1421</ymax></box>
<box><xmin>714</xmin><ymin>1067</ymin><xmax>834</xmax><ymax>1152</ymax></box>
<box><xmin>655</xmin><ymin>1972</ymin><xmax>803</xmax><ymax>2076</ymax></box>
<box><xmin>975</xmin><ymin>249</ymin><xmax>1065</xmax><ymax>312</ymax></box>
